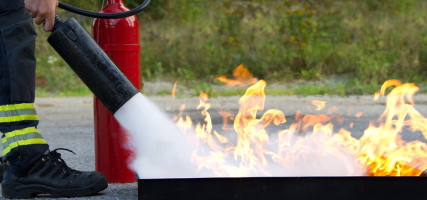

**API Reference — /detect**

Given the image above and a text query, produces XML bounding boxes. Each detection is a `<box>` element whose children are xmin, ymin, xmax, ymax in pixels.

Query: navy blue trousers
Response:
<box><xmin>0</xmin><ymin>2</ymin><xmax>49</xmax><ymax>177</ymax></box>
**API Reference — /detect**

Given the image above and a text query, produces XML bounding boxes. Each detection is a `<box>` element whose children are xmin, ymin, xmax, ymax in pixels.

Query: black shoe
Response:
<box><xmin>1</xmin><ymin>148</ymin><xmax>108</xmax><ymax>198</ymax></box>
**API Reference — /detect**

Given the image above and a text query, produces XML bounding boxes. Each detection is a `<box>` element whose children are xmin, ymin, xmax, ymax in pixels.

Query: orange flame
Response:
<box><xmin>216</xmin><ymin>64</ymin><xmax>258</xmax><ymax>87</ymax></box>
<box><xmin>174</xmin><ymin>67</ymin><xmax>427</xmax><ymax>177</ymax></box>
<box><xmin>172</xmin><ymin>81</ymin><xmax>177</xmax><ymax>98</ymax></box>
<box><xmin>217</xmin><ymin>110</ymin><xmax>235</xmax><ymax>130</ymax></box>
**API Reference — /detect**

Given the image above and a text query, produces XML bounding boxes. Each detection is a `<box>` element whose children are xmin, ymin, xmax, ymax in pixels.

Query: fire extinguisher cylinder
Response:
<box><xmin>47</xmin><ymin>17</ymin><xmax>139</xmax><ymax>114</ymax></box>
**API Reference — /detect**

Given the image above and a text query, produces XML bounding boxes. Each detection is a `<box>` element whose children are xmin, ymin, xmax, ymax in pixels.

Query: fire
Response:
<box><xmin>355</xmin><ymin>80</ymin><xmax>427</xmax><ymax>176</ymax></box>
<box><xmin>172</xmin><ymin>81</ymin><xmax>177</xmax><ymax>98</ymax></box>
<box><xmin>216</xmin><ymin>64</ymin><xmax>258</xmax><ymax>87</ymax></box>
<box><xmin>174</xmin><ymin>65</ymin><xmax>427</xmax><ymax>177</ymax></box>
<box><xmin>311</xmin><ymin>100</ymin><xmax>326</xmax><ymax>110</ymax></box>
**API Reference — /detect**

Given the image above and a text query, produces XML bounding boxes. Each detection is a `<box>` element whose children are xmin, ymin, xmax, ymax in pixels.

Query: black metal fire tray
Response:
<box><xmin>138</xmin><ymin>177</ymin><xmax>426</xmax><ymax>200</ymax></box>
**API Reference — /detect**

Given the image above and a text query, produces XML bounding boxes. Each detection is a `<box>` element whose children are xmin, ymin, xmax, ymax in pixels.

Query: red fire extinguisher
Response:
<box><xmin>92</xmin><ymin>0</ymin><xmax>141</xmax><ymax>183</ymax></box>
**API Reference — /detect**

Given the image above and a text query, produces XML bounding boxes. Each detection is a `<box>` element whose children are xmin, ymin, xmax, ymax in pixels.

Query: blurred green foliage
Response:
<box><xmin>35</xmin><ymin>0</ymin><xmax>427</xmax><ymax>96</ymax></box>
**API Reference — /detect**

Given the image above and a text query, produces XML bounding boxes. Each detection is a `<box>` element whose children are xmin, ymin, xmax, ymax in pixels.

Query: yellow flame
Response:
<box><xmin>174</xmin><ymin>65</ymin><xmax>427</xmax><ymax>177</ymax></box>
<box><xmin>311</xmin><ymin>100</ymin><xmax>326</xmax><ymax>110</ymax></box>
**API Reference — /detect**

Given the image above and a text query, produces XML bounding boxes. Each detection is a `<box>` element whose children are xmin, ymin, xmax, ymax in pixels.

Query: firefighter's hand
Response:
<box><xmin>25</xmin><ymin>0</ymin><xmax>59</xmax><ymax>32</ymax></box>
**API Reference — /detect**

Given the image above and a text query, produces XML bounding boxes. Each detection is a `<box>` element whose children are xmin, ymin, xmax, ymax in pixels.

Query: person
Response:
<box><xmin>0</xmin><ymin>0</ymin><xmax>108</xmax><ymax>198</ymax></box>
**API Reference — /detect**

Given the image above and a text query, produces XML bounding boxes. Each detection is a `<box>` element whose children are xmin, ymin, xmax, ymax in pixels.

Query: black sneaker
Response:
<box><xmin>1</xmin><ymin>148</ymin><xmax>108</xmax><ymax>198</ymax></box>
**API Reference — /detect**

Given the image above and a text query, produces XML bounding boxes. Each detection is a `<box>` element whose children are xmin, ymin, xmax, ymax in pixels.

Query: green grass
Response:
<box><xmin>139</xmin><ymin>78</ymin><xmax>382</xmax><ymax>98</ymax></box>
<box><xmin>34</xmin><ymin>0</ymin><xmax>427</xmax><ymax>97</ymax></box>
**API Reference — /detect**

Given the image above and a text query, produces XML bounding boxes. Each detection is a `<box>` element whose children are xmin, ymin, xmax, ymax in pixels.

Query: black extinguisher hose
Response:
<box><xmin>58</xmin><ymin>0</ymin><xmax>151</xmax><ymax>19</ymax></box>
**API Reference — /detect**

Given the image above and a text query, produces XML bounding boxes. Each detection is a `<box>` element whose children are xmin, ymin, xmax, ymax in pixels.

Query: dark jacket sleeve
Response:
<box><xmin>0</xmin><ymin>0</ymin><xmax>25</xmax><ymax>14</ymax></box>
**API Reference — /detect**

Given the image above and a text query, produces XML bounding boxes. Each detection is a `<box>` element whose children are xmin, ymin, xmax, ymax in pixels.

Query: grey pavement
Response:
<box><xmin>1</xmin><ymin>93</ymin><xmax>427</xmax><ymax>199</ymax></box>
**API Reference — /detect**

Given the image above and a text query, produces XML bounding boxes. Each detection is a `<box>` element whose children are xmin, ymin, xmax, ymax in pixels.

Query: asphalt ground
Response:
<box><xmin>1</xmin><ymin>94</ymin><xmax>427</xmax><ymax>199</ymax></box>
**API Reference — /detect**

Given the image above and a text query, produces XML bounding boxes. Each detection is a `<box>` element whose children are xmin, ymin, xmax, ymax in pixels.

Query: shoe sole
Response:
<box><xmin>1</xmin><ymin>176</ymin><xmax>108</xmax><ymax>198</ymax></box>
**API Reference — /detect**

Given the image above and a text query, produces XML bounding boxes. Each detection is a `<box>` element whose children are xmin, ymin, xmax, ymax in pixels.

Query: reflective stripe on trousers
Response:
<box><xmin>2</xmin><ymin>126</ymin><xmax>46</xmax><ymax>155</ymax></box>
<box><xmin>0</xmin><ymin>103</ymin><xmax>38</xmax><ymax>123</ymax></box>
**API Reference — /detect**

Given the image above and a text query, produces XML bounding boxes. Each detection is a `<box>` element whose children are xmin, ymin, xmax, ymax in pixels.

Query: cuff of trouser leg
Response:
<box><xmin>0</xmin><ymin>103</ymin><xmax>39</xmax><ymax>123</ymax></box>
<box><xmin>2</xmin><ymin>127</ymin><xmax>47</xmax><ymax>156</ymax></box>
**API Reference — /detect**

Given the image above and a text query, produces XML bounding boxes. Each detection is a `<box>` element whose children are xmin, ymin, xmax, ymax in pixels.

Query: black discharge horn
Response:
<box><xmin>47</xmin><ymin>15</ymin><xmax>139</xmax><ymax>114</ymax></box>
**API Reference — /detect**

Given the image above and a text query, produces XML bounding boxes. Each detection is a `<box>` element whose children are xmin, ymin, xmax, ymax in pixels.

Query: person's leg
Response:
<box><xmin>0</xmin><ymin>6</ymin><xmax>107</xmax><ymax>199</ymax></box>
<box><xmin>0</xmin><ymin>5</ymin><xmax>48</xmax><ymax>177</ymax></box>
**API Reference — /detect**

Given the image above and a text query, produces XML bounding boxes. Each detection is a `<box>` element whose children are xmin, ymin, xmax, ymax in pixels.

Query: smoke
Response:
<box><xmin>264</xmin><ymin>132</ymin><xmax>366</xmax><ymax>177</ymax></box>
<box><xmin>114</xmin><ymin>93</ymin><xmax>365</xmax><ymax>179</ymax></box>
<box><xmin>114</xmin><ymin>93</ymin><xmax>202</xmax><ymax>178</ymax></box>
<box><xmin>190</xmin><ymin>129</ymin><xmax>365</xmax><ymax>177</ymax></box>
